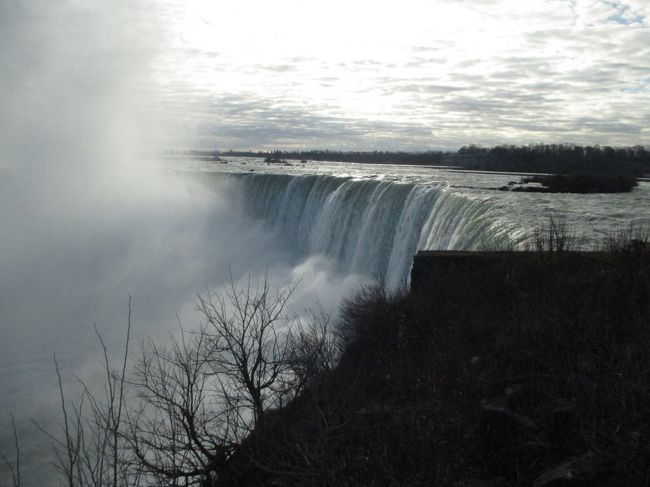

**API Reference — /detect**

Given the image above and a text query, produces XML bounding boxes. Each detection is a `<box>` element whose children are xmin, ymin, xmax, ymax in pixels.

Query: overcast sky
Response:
<box><xmin>146</xmin><ymin>0</ymin><xmax>649</xmax><ymax>150</ymax></box>
<box><xmin>4</xmin><ymin>0</ymin><xmax>650</xmax><ymax>151</ymax></box>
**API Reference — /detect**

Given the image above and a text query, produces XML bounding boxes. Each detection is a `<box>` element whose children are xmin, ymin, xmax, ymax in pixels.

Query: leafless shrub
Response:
<box><xmin>530</xmin><ymin>216</ymin><xmax>581</xmax><ymax>253</ymax></box>
<box><xmin>197</xmin><ymin>272</ymin><xmax>298</xmax><ymax>434</ymax></box>
<box><xmin>123</xmin><ymin>326</ymin><xmax>226</xmax><ymax>485</ymax></box>
<box><xmin>6</xmin><ymin>276</ymin><xmax>344</xmax><ymax>486</ymax></box>
<box><xmin>122</xmin><ymin>273</ymin><xmax>328</xmax><ymax>485</ymax></box>
<box><xmin>600</xmin><ymin>225</ymin><xmax>650</xmax><ymax>253</ymax></box>
<box><xmin>286</xmin><ymin>306</ymin><xmax>338</xmax><ymax>396</ymax></box>
<box><xmin>0</xmin><ymin>415</ymin><xmax>21</xmax><ymax>487</ymax></box>
<box><xmin>32</xmin><ymin>298</ymin><xmax>134</xmax><ymax>487</ymax></box>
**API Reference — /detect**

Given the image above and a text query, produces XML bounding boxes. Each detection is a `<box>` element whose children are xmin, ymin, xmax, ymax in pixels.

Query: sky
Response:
<box><xmin>1</xmin><ymin>0</ymin><xmax>650</xmax><ymax>151</ymax></box>
<box><xmin>150</xmin><ymin>0</ymin><xmax>650</xmax><ymax>150</ymax></box>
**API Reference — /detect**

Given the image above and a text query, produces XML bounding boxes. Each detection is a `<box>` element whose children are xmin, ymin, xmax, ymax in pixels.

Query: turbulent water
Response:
<box><xmin>223</xmin><ymin>172</ymin><xmax>517</xmax><ymax>289</ymax></box>
<box><xmin>188</xmin><ymin>156</ymin><xmax>650</xmax><ymax>288</ymax></box>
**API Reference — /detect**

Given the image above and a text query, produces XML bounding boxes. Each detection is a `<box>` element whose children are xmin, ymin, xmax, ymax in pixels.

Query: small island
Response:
<box><xmin>499</xmin><ymin>173</ymin><xmax>639</xmax><ymax>193</ymax></box>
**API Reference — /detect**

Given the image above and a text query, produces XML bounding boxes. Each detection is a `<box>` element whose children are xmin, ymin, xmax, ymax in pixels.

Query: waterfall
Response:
<box><xmin>224</xmin><ymin>173</ymin><xmax>515</xmax><ymax>289</ymax></box>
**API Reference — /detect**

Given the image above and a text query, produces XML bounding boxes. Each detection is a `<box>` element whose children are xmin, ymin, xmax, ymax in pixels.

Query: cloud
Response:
<box><xmin>167</xmin><ymin>91</ymin><xmax>440</xmax><ymax>150</ymax></box>
<box><xmin>149</xmin><ymin>0</ymin><xmax>650</xmax><ymax>149</ymax></box>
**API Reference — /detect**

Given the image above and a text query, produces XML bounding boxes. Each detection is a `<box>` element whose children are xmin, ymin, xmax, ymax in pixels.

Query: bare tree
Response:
<box><xmin>286</xmin><ymin>306</ymin><xmax>338</xmax><ymax>396</ymax></box>
<box><xmin>197</xmin><ymin>272</ymin><xmax>298</xmax><ymax>434</ymax></box>
<box><xmin>16</xmin><ymin>276</ymin><xmax>339</xmax><ymax>486</ymax></box>
<box><xmin>33</xmin><ymin>298</ymin><xmax>135</xmax><ymax>487</ymax></box>
<box><xmin>0</xmin><ymin>414</ymin><xmax>22</xmax><ymax>487</ymax></box>
<box><xmin>123</xmin><ymin>326</ymin><xmax>230</xmax><ymax>486</ymax></box>
<box><xmin>122</xmin><ymin>273</ymin><xmax>305</xmax><ymax>485</ymax></box>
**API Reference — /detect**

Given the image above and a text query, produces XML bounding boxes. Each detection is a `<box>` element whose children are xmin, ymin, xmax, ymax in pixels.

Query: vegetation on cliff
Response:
<box><xmin>229</xmin><ymin>227</ymin><xmax>650</xmax><ymax>486</ymax></box>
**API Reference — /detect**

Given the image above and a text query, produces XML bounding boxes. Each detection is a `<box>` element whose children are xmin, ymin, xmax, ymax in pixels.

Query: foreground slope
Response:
<box><xmin>224</xmin><ymin>242</ymin><xmax>650</xmax><ymax>486</ymax></box>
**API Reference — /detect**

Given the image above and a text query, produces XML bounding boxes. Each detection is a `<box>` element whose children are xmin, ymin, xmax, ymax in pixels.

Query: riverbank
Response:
<box><xmin>173</xmin><ymin>144</ymin><xmax>650</xmax><ymax>178</ymax></box>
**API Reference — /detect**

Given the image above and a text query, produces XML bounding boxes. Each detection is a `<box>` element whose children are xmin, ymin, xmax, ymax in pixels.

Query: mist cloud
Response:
<box><xmin>0</xmin><ymin>3</ymin><xmax>369</xmax><ymax>484</ymax></box>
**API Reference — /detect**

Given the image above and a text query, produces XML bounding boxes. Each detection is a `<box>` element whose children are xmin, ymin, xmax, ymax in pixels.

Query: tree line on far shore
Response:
<box><xmin>171</xmin><ymin>144</ymin><xmax>650</xmax><ymax>176</ymax></box>
<box><xmin>180</xmin><ymin>149</ymin><xmax>445</xmax><ymax>166</ymax></box>
<box><xmin>457</xmin><ymin>144</ymin><xmax>650</xmax><ymax>176</ymax></box>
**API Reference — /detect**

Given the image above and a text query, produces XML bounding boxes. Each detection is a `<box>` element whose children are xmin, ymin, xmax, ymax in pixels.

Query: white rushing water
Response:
<box><xmin>185</xmin><ymin>156</ymin><xmax>650</xmax><ymax>289</ymax></box>
<box><xmin>220</xmin><ymin>172</ymin><xmax>517</xmax><ymax>289</ymax></box>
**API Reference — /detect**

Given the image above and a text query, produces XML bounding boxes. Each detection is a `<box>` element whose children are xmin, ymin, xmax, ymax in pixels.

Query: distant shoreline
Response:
<box><xmin>164</xmin><ymin>144</ymin><xmax>650</xmax><ymax>179</ymax></box>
